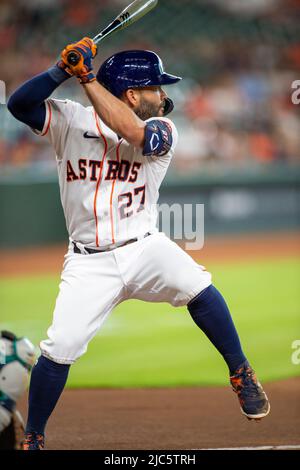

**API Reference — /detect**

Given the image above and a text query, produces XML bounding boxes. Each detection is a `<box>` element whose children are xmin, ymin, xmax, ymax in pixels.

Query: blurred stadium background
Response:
<box><xmin>0</xmin><ymin>0</ymin><xmax>299</xmax><ymax>246</ymax></box>
<box><xmin>0</xmin><ymin>0</ymin><xmax>299</xmax><ymax>390</ymax></box>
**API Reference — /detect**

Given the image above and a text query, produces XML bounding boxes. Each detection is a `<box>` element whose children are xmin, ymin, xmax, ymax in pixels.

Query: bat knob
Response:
<box><xmin>67</xmin><ymin>51</ymin><xmax>80</xmax><ymax>66</ymax></box>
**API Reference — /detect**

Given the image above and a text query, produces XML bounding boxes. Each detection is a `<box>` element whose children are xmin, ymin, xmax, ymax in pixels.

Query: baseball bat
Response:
<box><xmin>67</xmin><ymin>0</ymin><xmax>158</xmax><ymax>66</ymax></box>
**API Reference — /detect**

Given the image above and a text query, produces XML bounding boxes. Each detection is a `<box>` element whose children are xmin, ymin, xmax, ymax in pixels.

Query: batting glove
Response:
<box><xmin>58</xmin><ymin>37</ymin><xmax>97</xmax><ymax>84</ymax></box>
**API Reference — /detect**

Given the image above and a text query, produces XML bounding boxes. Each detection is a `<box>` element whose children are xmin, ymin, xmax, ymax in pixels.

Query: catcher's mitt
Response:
<box><xmin>0</xmin><ymin>410</ymin><xmax>25</xmax><ymax>450</ymax></box>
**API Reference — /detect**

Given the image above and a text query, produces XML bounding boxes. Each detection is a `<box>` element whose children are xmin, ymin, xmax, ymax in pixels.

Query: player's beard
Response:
<box><xmin>134</xmin><ymin>98</ymin><xmax>164</xmax><ymax>120</ymax></box>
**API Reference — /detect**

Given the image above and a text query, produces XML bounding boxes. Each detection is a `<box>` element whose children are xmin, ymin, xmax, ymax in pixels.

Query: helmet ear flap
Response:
<box><xmin>163</xmin><ymin>98</ymin><xmax>174</xmax><ymax>116</ymax></box>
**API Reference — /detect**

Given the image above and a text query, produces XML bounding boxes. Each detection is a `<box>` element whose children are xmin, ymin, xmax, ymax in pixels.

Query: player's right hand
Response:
<box><xmin>57</xmin><ymin>37</ymin><xmax>98</xmax><ymax>84</ymax></box>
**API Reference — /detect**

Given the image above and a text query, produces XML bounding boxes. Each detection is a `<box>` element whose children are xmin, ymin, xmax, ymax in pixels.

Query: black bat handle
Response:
<box><xmin>67</xmin><ymin>51</ymin><xmax>81</xmax><ymax>66</ymax></box>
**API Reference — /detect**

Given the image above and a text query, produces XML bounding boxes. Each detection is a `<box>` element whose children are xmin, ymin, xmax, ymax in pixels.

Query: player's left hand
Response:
<box><xmin>58</xmin><ymin>37</ymin><xmax>97</xmax><ymax>84</ymax></box>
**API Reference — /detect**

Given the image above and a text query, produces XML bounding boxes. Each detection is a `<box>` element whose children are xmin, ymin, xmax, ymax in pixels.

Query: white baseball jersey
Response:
<box><xmin>35</xmin><ymin>98</ymin><xmax>178</xmax><ymax>248</ymax></box>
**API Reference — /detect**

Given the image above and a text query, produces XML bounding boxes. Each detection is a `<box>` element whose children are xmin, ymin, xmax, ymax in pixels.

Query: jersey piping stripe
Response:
<box><xmin>109</xmin><ymin>140</ymin><xmax>122</xmax><ymax>244</ymax></box>
<box><xmin>94</xmin><ymin>111</ymin><xmax>108</xmax><ymax>247</ymax></box>
<box><xmin>41</xmin><ymin>101</ymin><xmax>52</xmax><ymax>136</ymax></box>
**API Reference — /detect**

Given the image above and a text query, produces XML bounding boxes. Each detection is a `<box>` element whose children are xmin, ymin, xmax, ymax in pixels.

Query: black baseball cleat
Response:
<box><xmin>230</xmin><ymin>362</ymin><xmax>270</xmax><ymax>421</ymax></box>
<box><xmin>23</xmin><ymin>432</ymin><xmax>45</xmax><ymax>450</ymax></box>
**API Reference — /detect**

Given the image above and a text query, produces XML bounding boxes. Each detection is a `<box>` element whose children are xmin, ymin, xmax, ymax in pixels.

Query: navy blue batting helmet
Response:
<box><xmin>97</xmin><ymin>50</ymin><xmax>182</xmax><ymax>98</ymax></box>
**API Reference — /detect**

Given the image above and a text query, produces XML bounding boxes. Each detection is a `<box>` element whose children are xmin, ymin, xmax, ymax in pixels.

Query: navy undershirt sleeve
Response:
<box><xmin>7</xmin><ymin>66</ymin><xmax>70</xmax><ymax>132</ymax></box>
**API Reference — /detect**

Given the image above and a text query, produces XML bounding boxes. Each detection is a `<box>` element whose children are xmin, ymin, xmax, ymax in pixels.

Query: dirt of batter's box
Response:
<box><xmin>1</xmin><ymin>232</ymin><xmax>300</xmax><ymax>277</ymax></box>
<box><xmin>19</xmin><ymin>378</ymin><xmax>300</xmax><ymax>450</ymax></box>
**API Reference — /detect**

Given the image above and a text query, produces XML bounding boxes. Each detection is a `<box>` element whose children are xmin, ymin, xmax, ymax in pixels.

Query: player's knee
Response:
<box><xmin>40</xmin><ymin>331</ymin><xmax>87</xmax><ymax>364</ymax></box>
<box><xmin>170</xmin><ymin>270</ymin><xmax>211</xmax><ymax>305</ymax></box>
<box><xmin>184</xmin><ymin>265</ymin><xmax>211</xmax><ymax>289</ymax></box>
<box><xmin>187</xmin><ymin>284</ymin><xmax>225</xmax><ymax>316</ymax></box>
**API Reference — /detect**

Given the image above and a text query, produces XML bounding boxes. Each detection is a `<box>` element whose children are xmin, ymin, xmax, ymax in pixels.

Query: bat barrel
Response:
<box><xmin>93</xmin><ymin>0</ymin><xmax>158</xmax><ymax>44</ymax></box>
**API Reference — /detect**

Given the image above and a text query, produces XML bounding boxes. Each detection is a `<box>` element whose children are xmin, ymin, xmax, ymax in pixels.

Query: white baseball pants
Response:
<box><xmin>40</xmin><ymin>232</ymin><xmax>212</xmax><ymax>364</ymax></box>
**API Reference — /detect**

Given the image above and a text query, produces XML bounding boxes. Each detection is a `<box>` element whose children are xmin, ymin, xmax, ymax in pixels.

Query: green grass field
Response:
<box><xmin>1</xmin><ymin>258</ymin><xmax>299</xmax><ymax>388</ymax></box>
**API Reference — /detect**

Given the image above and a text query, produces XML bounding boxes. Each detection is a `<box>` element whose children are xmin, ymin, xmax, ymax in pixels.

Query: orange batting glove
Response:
<box><xmin>57</xmin><ymin>37</ymin><xmax>97</xmax><ymax>84</ymax></box>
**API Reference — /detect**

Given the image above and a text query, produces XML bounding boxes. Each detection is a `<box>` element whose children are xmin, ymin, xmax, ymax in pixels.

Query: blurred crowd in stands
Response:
<box><xmin>0</xmin><ymin>0</ymin><xmax>299</xmax><ymax>175</ymax></box>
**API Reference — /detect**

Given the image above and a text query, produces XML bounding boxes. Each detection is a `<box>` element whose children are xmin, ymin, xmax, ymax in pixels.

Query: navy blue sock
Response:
<box><xmin>26</xmin><ymin>355</ymin><xmax>70</xmax><ymax>435</ymax></box>
<box><xmin>187</xmin><ymin>285</ymin><xmax>248</xmax><ymax>375</ymax></box>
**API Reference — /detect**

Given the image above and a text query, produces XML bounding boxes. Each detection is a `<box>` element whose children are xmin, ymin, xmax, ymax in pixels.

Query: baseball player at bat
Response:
<box><xmin>8</xmin><ymin>37</ymin><xmax>270</xmax><ymax>450</ymax></box>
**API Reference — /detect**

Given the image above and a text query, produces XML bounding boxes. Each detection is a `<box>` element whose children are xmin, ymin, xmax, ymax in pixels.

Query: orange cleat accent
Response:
<box><xmin>23</xmin><ymin>432</ymin><xmax>44</xmax><ymax>450</ymax></box>
<box><xmin>230</xmin><ymin>363</ymin><xmax>270</xmax><ymax>421</ymax></box>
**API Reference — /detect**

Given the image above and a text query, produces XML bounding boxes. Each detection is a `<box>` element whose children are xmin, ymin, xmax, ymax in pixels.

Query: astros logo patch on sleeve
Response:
<box><xmin>143</xmin><ymin>119</ymin><xmax>173</xmax><ymax>157</ymax></box>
